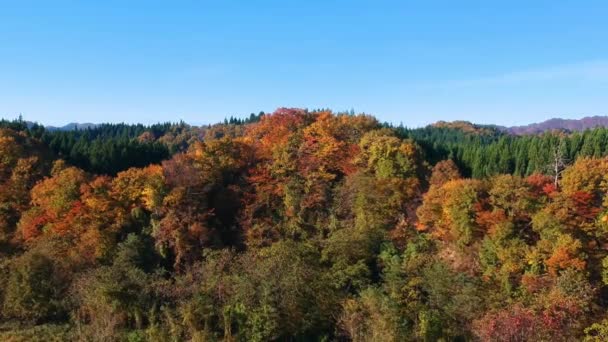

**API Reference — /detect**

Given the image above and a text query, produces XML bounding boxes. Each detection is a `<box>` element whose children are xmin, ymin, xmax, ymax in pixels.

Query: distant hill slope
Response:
<box><xmin>19</xmin><ymin>114</ymin><xmax>608</xmax><ymax>135</ymax></box>
<box><xmin>505</xmin><ymin>116</ymin><xmax>608</xmax><ymax>134</ymax></box>
<box><xmin>23</xmin><ymin>121</ymin><xmax>99</xmax><ymax>131</ymax></box>
<box><xmin>46</xmin><ymin>122</ymin><xmax>99</xmax><ymax>131</ymax></box>
<box><xmin>431</xmin><ymin>120</ymin><xmax>501</xmax><ymax>136</ymax></box>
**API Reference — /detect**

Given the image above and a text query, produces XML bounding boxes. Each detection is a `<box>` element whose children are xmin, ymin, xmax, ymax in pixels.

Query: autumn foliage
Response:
<box><xmin>2</xmin><ymin>109</ymin><xmax>608</xmax><ymax>341</ymax></box>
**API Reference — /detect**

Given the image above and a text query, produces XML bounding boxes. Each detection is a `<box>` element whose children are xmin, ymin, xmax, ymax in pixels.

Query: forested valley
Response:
<box><xmin>3</xmin><ymin>108</ymin><xmax>608</xmax><ymax>341</ymax></box>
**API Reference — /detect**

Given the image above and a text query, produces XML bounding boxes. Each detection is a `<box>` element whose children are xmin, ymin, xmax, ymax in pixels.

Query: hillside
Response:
<box><xmin>505</xmin><ymin>115</ymin><xmax>608</xmax><ymax>134</ymax></box>
<box><xmin>2</xmin><ymin>109</ymin><xmax>608</xmax><ymax>341</ymax></box>
<box><xmin>46</xmin><ymin>122</ymin><xmax>99</xmax><ymax>131</ymax></box>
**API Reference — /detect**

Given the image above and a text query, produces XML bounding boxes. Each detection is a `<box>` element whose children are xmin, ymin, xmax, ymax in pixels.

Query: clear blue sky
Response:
<box><xmin>1</xmin><ymin>1</ymin><xmax>607</xmax><ymax>127</ymax></box>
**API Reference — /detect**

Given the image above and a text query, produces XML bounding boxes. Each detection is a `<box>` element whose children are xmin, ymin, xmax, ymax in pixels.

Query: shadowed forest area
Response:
<box><xmin>2</xmin><ymin>108</ymin><xmax>608</xmax><ymax>341</ymax></box>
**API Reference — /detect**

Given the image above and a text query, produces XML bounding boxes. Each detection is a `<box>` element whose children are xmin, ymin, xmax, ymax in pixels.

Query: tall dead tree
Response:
<box><xmin>548</xmin><ymin>135</ymin><xmax>569</xmax><ymax>188</ymax></box>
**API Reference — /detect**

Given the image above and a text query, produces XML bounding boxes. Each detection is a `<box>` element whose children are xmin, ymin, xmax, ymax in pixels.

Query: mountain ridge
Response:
<box><xmin>12</xmin><ymin>115</ymin><xmax>608</xmax><ymax>135</ymax></box>
<box><xmin>501</xmin><ymin>115</ymin><xmax>608</xmax><ymax>134</ymax></box>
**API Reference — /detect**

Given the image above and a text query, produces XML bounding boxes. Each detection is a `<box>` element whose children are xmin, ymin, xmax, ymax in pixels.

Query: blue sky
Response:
<box><xmin>1</xmin><ymin>0</ymin><xmax>607</xmax><ymax>127</ymax></box>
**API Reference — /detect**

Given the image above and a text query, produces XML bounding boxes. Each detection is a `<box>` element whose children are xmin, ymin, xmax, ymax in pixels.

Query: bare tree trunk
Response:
<box><xmin>550</xmin><ymin>136</ymin><xmax>568</xmax><ymax>189</ymax></box>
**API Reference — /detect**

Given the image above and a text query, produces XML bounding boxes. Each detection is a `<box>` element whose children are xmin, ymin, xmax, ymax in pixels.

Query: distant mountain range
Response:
<box><xmin>500</xmin><ymin>116</ymin><xmax>608</xmax><ymax>135</ymax></box>
<box><xmin>47</xmin><ymin>122</ymin><xmax>99</xmax><ymax>131</ymax></box>
<box><xmin>24</xmin><ymin>121</ymin><xmax>99</xmax><ymax>131</ymax></box>
<box><xmin>17</xmin><ymin>115</ymin><xmax>608</xmax><ymax>135</ymax></box>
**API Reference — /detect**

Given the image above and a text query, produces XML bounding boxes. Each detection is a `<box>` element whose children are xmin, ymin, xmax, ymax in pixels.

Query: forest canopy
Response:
<box><xmin>2</xmin><ymin>108</ymin><xmax>608</xmax><ymax>341</ymax></box>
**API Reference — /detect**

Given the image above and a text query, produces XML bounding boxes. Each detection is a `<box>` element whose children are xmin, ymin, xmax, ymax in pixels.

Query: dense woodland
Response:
<box><xmin>2</xmin><ymin>109</ymin><xmax>608</xmax><ymax>341</ymax></box>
